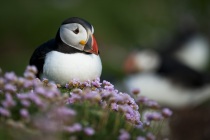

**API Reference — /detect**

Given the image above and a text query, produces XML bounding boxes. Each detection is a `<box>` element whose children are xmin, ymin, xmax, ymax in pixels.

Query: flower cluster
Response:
<box><xmin>66</xmin><ymin>78</ymin><xmax>141</xmax><ymax>125</ymax></box>
<box><xmin>0</xmin><ymin>66</ymin><xmax>172</xmax><ymax>140</ymax></box>
<box><xmin>132</xmin><ymin>90</ymin><xmax>172</xmax><ymax>130</ymax></box>
<box><xmin>0</xmin><ymin>66</ymin><xmax>94</xmax><ymax>139</ymax></box>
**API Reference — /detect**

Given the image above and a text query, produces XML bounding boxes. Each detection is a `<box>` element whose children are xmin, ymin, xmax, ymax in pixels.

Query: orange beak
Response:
<box><xmin>90</xmin><ymin>35</ymin><xmax>99</xmax><ymax>55</ymax></box>
<box><xmin>84</xmin><ymin>35</ymin><xmax>99</xmax><ymax>55</ymax></box>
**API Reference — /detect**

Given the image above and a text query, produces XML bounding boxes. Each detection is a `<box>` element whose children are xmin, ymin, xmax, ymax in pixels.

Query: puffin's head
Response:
<box><xmin>124</xmin><ymin>49</ymin><xmax>160</xmax><ymax>74</ymax></box>
<box><xmin>58</xmin><ymin>17</ymin><xmax>99</xmax><ymax>55</ymax></box>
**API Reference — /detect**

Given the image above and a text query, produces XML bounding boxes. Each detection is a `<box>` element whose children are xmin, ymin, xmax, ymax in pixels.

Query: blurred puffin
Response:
<box><xmin>124</xmin><ymin>26</ymin><xmax>210</xmax><ymax>108</ymax></box>
<box><xmin>30</xmin><ymin>17</ymin><xmax>102</xmax><ymax>85</ymax></box>
<box><xmin>159</xmin><ymin>22</ymin><xmax>209</xmax><ymax>71</ymax></box>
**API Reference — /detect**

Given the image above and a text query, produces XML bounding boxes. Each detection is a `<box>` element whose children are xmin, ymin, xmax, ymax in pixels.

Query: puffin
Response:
<box><xmin>124</xmin><ymin>21</ymin><xmax>210</xmax><ymax>139</ymax></box>
<box><xmin>158</xmin><ymin>23</ymin><xmax>210</xmax><ymax>71</ymax></box>
<box><xmin>123</xmin><ymin>25</ymin><xmax>210</xmax><ymax>108</ymax></box>
<box><xmin>125</xmin><ymin>23</ymin><xmax>210</xmax><ymax>74</ymax></box>
<box><xmin>30</xmin><ymin>17</ymin><xmax>102</xmax><ymax>85</ymax></box>
<box><xmin>124</xmin><ymin>49</ymin><xmax>210</xmax><ymax>108</ymax></box>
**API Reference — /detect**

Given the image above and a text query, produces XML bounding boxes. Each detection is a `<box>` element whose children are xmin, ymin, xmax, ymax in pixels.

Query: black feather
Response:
<box><xmin>29</xmin><ymin>39</ymin><xmax>56</xmax><ymax>77</ymax></box>
<box><xmin>157</xmin><ymin>55</ymin><xmax>210</xmax><ymax>88</ymax></box>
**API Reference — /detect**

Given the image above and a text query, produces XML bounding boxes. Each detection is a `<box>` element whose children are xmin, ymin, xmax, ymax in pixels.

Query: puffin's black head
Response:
<box><xmin>56</xmin><ymin>17</ymin><xmax>99</xmax><ymax>55</ymax></box>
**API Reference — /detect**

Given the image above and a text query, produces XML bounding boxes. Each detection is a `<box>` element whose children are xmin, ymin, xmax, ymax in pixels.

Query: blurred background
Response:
<box><xmin>0</xmin><ymin>0</ymin><xmax>209</xmax><ymax>79</ymax></box>
<box><xmin>1</xmin><ymin>0</ymin><xmax>210</xmax><ymax>139</ymax></box>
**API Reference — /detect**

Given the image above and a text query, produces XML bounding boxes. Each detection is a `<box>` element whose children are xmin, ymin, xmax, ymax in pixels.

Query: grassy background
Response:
<box><xmin>0</xmin><ymin>0</ymin><xmax>210</xmax><ymax>80</ymax></box>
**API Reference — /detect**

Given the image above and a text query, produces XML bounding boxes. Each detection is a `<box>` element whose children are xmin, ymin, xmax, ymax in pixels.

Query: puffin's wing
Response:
<box><xmin>158</xmin><ymin>55</ymin><xmax>210</xmax><ymax>88</ymax></box>
<box><xmin>29</xmin><ymin>39</ymin><xmax>55</xmax><ymax>77</ymax></box>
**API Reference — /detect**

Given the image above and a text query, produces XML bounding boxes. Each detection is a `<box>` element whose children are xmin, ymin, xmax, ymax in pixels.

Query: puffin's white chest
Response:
<box><xmin>43</xmin><ymin>51</ymin><xmax>102</xmax><ymax>85</ymax></box>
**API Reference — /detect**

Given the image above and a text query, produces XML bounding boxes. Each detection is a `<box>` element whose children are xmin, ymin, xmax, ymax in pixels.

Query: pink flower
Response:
<box><xmin>118</xmin><ymin>129</ymin><xmax>130</xmax><ymax>140</ymax></box>
<box><xmin>162</xmin><ymin>108</ymin><xmax>173</xmax><ymax>117</ymax></box>
<box><xmin>0</xmin><ymin>107</ymin><xmax>10</xmax><ymax>117</ymax></box>
<box><xmin>84</xmin><ymin>127</ymin><xmax>95</xmax><ymax>136</ymax></box>
<box><xmin>20</xmin><ymin>108</ymin><xmax>29</xmax><ymax>118</ymax></box>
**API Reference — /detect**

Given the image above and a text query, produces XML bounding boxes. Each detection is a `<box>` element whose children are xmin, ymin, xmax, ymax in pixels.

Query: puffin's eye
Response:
<box><xmin>73</xmin><ymin>28</ymin><xmax>79</xmax><ymax>34</ymax></box>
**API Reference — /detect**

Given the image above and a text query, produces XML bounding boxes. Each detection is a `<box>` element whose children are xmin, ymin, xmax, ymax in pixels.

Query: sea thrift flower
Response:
<box><xmin>118</xmin><ymin>129</ymin><xmax>130</xmax><ymax>140</ymax></box>
<box><xmin>135</xmin><ymin>122</ymin><xmax>144</xmax><ymax>129</ymax></box>
<box><xmin>91</xmin><ymin>78</ymin><xmax>101</xmax><ymax>88</ymax></box>
<box><xmin>81</xmin><ymin>80</ymin><xmax>91</xmax><ymax>87</ymax></box>
<box><xmin>2</xmin><ymin>93</ymin><xmax>16</xmax><ymax>108</ymax></box>
<box><xmin>4</xmin><ymin>72</ymin><xmax>17</xmax><ymax>82</ymax></box>
<box><xmin>17</xmin><ymin>93</ymin><xmax>30</xmax><ymax>100</ymax></box>
<box><xmin>65</xmin><ymin>79</ymin><xmax>81</xmax><ymax>89</ymax></box>
<box><xmin>16</xmin><ymin>77</ymin><xmax>25</xmax><ymax>86</ymax></box>
<box><xmin>23</xmin><ymin>79</ymin><xmax>34</xmax><ymax>88</ymax></box>
<box><xmin>72</xmin><ymin>79</ymin><xmax>81</xmax><ymax>86</ymax></box>
<box><xmin>0</xmin><ymin>107</ymin><xmax>10</xmax><ymax>117</ymax></box>
<box><xmin>141</xmin><ymin>109</ymin><xmax>171</xmax><ymax>128</ymax></box>
<box><xmin>111</xmin><ymin>102</ymin><xmax>118</xmax><ymax>111</ymax></box>
<box><xmin>0</xmin><ymin>66</ymin><xmax>173</xmax><ymax>139</ymax></box>
<box><xmin>162</xmin><ymin>108</ymin><xmax>173</xmax><ymax>117</ymax></box>
<box><xmin>48</xmin><ymin>82</ymin><xmax>58</xmax><ymax>89</ymax></box>
<box><xmin>109</xmin><ymin>94</ymin><xmax>124</xmax><ymax>104</ymax></box>
<box><xmin>103</xmin><ymin>80</ymin><xmax>114</xmax><ymax>91</ymax></box>
<box><xmin>136</xmin><ymin>96</ymin><xmax>160</xmax><ymax>109</ymax></box>
<box><xmin>65</xmin><ymin>83</ymin><xmax>70</xmax><ymax>89</ymax></box>
<box><xmin>136</xmin><ymin>136</ymin><xmax>146</xmax><ymax>140</ymax></box>
<box><xmin>21</xmin><ymin>100</ymin><xmax>31</xmax><ymax>107</ymax></box>
<box><xmin>20</xmin><ymin>108</ymin><xmax>29</xmax><ymax>118</ymax></box>
<box><xmin>24</xmin><ymin>71</ymin><xmax>36</xmax><ymax>79</ymax></box>
<box><xmin>35</xmin><ymin>86</ymin><xmax>46</xmax><ymax>95</ymax></box>
<box><xmin>33</xmin><ymin>117</ymin><xmax>60</xmax><ymax>132</ymax></box>
<box><xmin>104</xmin><ymin>84</ymin><xmax>114</xmax><ymax>91</ymax></box>
<box><xmin>68</xmin><ymin>93</ymin><xmax>82</xmax><ymax>103</ymax></box>
<box><xmin>63</xmin><ymin>123</ymin><xmax>82</xmax><ymax>133</ymax></box>
<box><xmin>71</xmin><ymin>123</ymin><xmax>82</xmax><ymax>132</ymax></box>
<box><xmin>84</xmin><ymin>127</ymin><xmax>95</xmax><ymax>136</ymax></box>
<box><xmin>100</xmin><ymin>100</ymin><xmax>108</xmax><ymax>109</ymax></box>
<box><xmin>84</xmin><ymin>91</ymin><xmax>101</xmax><ymax>102</ymax></box>
<box><xmin>102</xmin><ymin>80</ymin><xmax>111</xmax><ymax>86</ymax></box>
<box><xmin>144</xmin><ymin>100</ymin><xmax>160</xmax><ymax>109</ymax></box>
<box><xmin>144</xmin><ymin>112</ymin><xmax>163</xmax><ymax>122</ymax></box>
<box><xmin>4</xmin><ymin>83</ymin><xmax>17</xmax><ymax>93</ymax></box>
<box><xmin>28</xmin><ymin>92</ymin><xmax>43</xmax><ymax>106</ymax></box>
<box><xmin>55</xmin><ymin>106</ymin><xmax>76</xmax><ymax>117</ymax></box>
<box><xmin>136</xmin><ymin>96</ymin><xmax>149</xmax><ymax>104</ymax></box>
<box><xmin>26</xmin><ymin>65</ymin><xmax>37</xmax><ymax>74</ymax></box>
<box><xmin>146</xmin><ymin>132</ymin><xmax>155</xmax><ymax>140</ymax></box>
<box><xmin>101</xmin><ymin>91</ymin><xmax>112</xmax><ymax>99</ymax></box>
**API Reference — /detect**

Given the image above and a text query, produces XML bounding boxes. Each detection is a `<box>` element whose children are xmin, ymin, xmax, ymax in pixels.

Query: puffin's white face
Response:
<box><xmin>124</xmin><ymin>50</ymin><xmax>160</xmax><ymax>74</ymax></box>
<box><xmin>134</xmin><ymin>50</ymin><xmax>160</xmax><ymax>72</ymax></box>
<box><xmin>60</xmin><ymin>23</ymin><xmax>93</xmax><ymax>51</ymax></box>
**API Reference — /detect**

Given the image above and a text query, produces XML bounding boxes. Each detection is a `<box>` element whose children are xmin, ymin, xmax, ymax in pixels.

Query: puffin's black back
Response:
<box><xmin>29</xmin><ymin>39</ymin><xmax>56</xmax><ymax>77</ymax></box>
<box><xmin>157</xmin><ymin>55</ymin><xmax>210</xmax><ymax>88</ymax></box>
